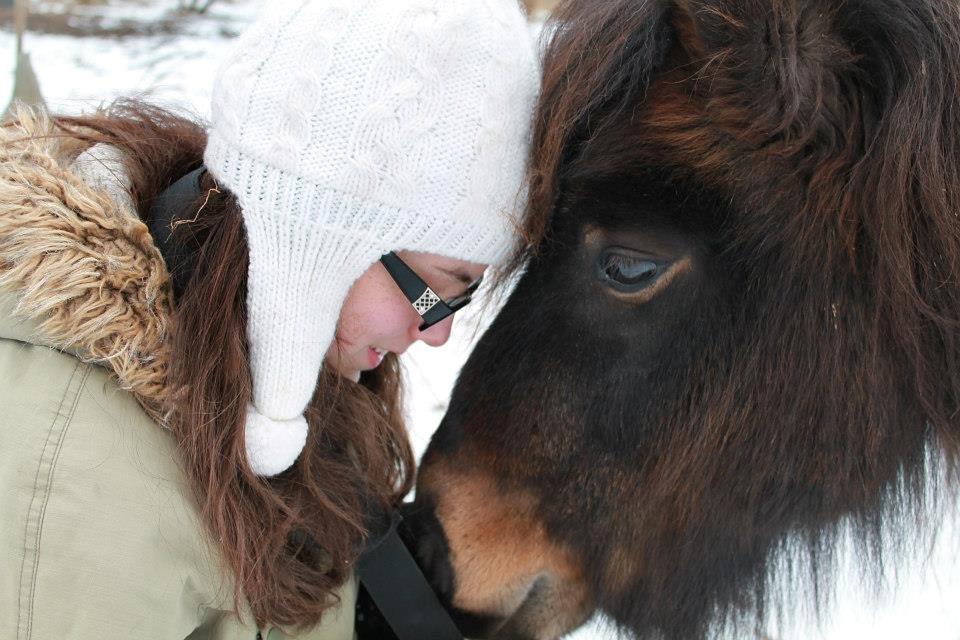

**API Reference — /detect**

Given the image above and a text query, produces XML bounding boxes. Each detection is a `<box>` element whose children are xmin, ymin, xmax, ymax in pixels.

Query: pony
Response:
<box><xmin>402</xmin><ymin>0</ymin><xmax>960</xmax><ymax>638</ymax></box>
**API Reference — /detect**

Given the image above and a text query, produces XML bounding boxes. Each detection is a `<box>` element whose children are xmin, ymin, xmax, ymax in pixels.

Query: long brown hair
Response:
<box><xmin>52</xmin><ymin>100</ymin><xmax>415</xmax><ymax>628</ymax></box>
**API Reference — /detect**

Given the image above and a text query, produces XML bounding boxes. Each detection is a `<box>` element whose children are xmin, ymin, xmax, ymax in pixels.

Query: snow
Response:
<box><xmin>3</xmin><ymin>2</ymin><xmax>960</xmax><ymax>638</ymax></box>
<box><xmin>1</xmin><ymin>0</ymin><xmax>260</xmax><ymax>116</ymax></box>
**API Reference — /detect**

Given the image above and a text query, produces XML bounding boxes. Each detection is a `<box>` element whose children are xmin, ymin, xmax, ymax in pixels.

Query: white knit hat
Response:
<box><xmin>203</xmin><ymin>0</ymin><xmax>539</xmax><ymax>476</ymax></box>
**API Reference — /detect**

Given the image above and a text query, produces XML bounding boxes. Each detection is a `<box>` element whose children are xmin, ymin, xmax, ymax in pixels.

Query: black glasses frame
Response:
<box><xmin>379</xmin><ymin>252</ymin><xmax>481</xmax><ymax>331</ymax></box>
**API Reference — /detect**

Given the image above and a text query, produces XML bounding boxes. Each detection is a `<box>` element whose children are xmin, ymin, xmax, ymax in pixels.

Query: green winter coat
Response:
<box><xmin>0</xmin><ymin>113</ymin><xmax>357</xmax><ymax>640</ymax></box>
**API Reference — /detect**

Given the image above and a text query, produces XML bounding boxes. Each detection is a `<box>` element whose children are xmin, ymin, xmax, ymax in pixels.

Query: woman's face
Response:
<box><xmin>326</xmin><ymin>250</ymin><xmax>488</xmax><ymax>381</ymax></box>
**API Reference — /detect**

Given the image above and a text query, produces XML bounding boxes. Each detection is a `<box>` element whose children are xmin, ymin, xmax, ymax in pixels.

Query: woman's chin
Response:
<box><xmin>326</xmin><ymin>360</ymin><xmax>361</xmax><ymax>382</ymax></box>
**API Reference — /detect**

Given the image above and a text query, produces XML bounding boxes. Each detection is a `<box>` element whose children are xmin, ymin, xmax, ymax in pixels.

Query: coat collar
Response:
<box><xmin>0</xmin><ymin>289</ymin><xmax>69</xmax><ymax>350</ymax></box>
<box><xmin>0</xmin><ymin>108</ymin><xmax>175</xmax><ymax>424</ymax></box>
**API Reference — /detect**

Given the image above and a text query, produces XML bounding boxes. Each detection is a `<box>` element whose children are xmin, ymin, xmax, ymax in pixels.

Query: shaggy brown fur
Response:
<box><xmin>0</xmin><ymin>108</ymin><xmax>173</xmax><ymax>423</ymax></box>
<box><xmin>408</xmin><ymin>1</ymin><xmax>960</xmax><ymax>639</ymax></box>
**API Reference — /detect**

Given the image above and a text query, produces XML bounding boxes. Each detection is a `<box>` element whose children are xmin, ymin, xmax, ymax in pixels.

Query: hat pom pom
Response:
<box><xmin>244</xmin><ymin>405</ymin><xmax>309</xmax><ymax>476</ymax></box>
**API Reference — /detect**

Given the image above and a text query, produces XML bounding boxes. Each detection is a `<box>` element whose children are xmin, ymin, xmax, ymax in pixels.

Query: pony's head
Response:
<box><xmin>406</xmin><ymin>1</ymin><xmax>960</xmax><ymax>638</ymax></box>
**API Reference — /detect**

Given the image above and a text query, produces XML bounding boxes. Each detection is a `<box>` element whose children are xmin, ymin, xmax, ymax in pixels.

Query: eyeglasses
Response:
<box><xmin>379</xmin><ymin>252</ymin><xmax>482</xmax><ymax>331</ymax></box>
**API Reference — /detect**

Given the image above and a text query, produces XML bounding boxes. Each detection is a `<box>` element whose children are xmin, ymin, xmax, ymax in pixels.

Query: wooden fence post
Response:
<box><xmin>5</xmin><ymin>0</ymin><xmax>45</xmax><ymax>117</ymax></box>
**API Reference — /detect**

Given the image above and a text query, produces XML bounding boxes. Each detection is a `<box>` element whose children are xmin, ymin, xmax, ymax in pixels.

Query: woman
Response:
<box><xmin>0</xmin><ymin>0</ymin><xmax>538</xmax><ymax>638</ymax></box>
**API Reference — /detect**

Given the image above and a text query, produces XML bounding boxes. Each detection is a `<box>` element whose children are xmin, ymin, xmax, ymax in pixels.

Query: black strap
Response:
<box><xmin>356</xmin><ymin>511</ymin><xmax>463</xmax><ymax>640</ymax></box>
<box><xmin>147</xmin><ymin>166</ymin><xmax>205</xmax><ymax>300</ymax></box>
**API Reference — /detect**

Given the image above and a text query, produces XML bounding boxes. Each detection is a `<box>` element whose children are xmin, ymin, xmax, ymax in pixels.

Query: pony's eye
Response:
<box><xmin>599</xmin><ymin>250</ymin><xmax>662</xmax><ymax>290</ymax></box>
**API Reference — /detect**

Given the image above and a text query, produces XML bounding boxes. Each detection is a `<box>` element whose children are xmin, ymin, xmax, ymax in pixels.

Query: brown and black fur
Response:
<box><xmin>405</xmin><ymin>1</ymin><xmax>960</xmax><ymax>638</ymax></box>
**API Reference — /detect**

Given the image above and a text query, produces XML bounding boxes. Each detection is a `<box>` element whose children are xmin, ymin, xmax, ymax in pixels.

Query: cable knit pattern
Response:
<box><xmin>204</xmin><ymin>0</ymin><xmax>539</xmax><ymax>476</ymax></box>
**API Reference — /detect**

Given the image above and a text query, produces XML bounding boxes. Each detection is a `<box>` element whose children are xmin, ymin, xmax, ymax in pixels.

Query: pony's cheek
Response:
<box><xmin>417</xmin><ymin>456</ymin><xmax>594</xmax><ymax>639</ymax></box>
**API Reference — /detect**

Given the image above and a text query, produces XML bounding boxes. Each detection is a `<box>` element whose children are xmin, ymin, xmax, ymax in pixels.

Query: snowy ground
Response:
<box><xmin>3</xmin><ymin>2</ymin><xmax>960</xmax><ymax>638</ymax></box>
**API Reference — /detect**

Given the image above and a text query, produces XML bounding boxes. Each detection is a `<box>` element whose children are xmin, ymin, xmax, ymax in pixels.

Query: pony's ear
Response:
<box><xmin>668</xmin><ymin>0</ymin><xmax>710</xmax><ymax>62</ymax></box>
<box><xmin>666</xmin><ymin>0</ymin><xmax>947</xmax><ymax>149</ymax></box>
<box><xmin>666</xmin><ymin>0</ymin><xmax>860</xmax><ymax>144</ymax></box>
<box><xmin>542</xmin><ymin>0</ymin><xmax>675</xmax><ymax>147</ymax></box>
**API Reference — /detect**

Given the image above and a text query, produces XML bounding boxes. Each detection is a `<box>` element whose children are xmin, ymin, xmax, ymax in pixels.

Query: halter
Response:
<box><xmin>356</xmin><ymin>509</ymin><xmax>464</xmax><ymax>640</ymax></box>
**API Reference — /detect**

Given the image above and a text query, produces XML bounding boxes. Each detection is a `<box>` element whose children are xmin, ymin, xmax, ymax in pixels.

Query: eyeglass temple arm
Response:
<box><xmin>380</xmin><ymin>252</ymin><xmax>429</xmax><ymax>303</ymax></box>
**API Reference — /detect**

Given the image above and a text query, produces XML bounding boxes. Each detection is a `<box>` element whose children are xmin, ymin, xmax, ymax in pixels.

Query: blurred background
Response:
<box><xmin>0</xmin><ymin>0</ymin><xmax>557</xmax><ymax>116</ymax></box>
<box><xmin>2</xmin><ymin>2</ymin><xmax>959</xmax><ymax>639</ymax></box>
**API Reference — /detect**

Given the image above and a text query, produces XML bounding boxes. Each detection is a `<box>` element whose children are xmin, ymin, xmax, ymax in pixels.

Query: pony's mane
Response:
<box><xmin>525</xmin><ymin>0</ymin><xmax>960</xmax><ymax>636</ymax></box>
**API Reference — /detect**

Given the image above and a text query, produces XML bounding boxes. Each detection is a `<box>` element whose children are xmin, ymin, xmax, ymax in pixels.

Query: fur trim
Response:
<box><xmin>0</xmin><ymin>107</ymin><xmax>174</xmax><ymax>424</ymax></box>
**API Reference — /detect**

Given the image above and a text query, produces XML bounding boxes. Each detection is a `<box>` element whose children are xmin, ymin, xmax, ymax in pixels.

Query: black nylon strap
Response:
<box><xmin>357</xmin><ymin>512</ymin><xmax>464</xmax><ymax>640</ymax></box>
<box><xmin>147</xmin><ymin>166</ymin><xmax>205</xmax><ymax>300</ymax></box>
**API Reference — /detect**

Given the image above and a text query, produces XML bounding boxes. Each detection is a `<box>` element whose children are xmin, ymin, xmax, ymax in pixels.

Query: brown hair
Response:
<box><xmin>51</xmin><ymin>100</ymin><xmax>414</xmax><ymax>628</ymax></box>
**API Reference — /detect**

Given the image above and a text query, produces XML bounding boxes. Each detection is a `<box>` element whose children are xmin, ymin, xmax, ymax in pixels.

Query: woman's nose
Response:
<box><xmin>414</xmin><ymin>315</ymin><xmax>454</xmax><ymax>347</ymax></box>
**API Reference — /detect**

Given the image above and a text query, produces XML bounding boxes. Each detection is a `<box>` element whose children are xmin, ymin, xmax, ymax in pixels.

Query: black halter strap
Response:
<box><xmin>147</xmin><ymin>166</ymin><xmax>205</xmax><ymax>300</ymax></box>
<box><xmin>356</xmin><ymin>510</ymin><xmax>464</xmax><ymax>640</ymax></box>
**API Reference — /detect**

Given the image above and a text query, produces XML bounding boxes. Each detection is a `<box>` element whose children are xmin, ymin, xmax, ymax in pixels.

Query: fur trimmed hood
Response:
<box><xmin>0</xmin><ymin>109</ymin><xmax>174</xmax><ymax>424</ymax></box>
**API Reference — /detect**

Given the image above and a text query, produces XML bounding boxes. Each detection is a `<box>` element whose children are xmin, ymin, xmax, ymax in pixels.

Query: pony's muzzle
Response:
<box><xmin>406</xmin><ymin>455</ymin><xmax>595</xmax><ymax>639</ymax></box>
